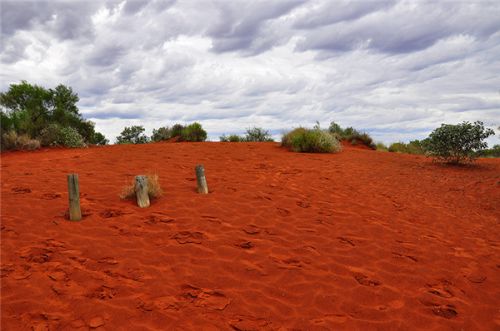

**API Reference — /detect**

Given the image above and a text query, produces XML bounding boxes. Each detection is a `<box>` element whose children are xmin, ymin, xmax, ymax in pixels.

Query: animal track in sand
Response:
<box><xmin>353</xmin><ymin>273</ymin><xmax>381</xmax><ymax>287</ymax></box>
<box><xmin>173</xmin><ymin>231</ymin><xmax>205</xmax><ymax>244</ymax></box>
<box><xmin>144</xmin><ymin>213</ymin><xmax>175</xmax><ymax>225</ymax></box>
<box><xmin>236</xmin><ymin>241</ymin><xmax>254</xmax><ymax>249</ymax></box>
<box><xmin>276</xmin><ymin>207</ymin><xmax>291</xmax><ymax>216</ymax></box>
<box><xmin>99</xmin><ymin>209</ymin><xmax>125</xmax><ymax>218</ymax></box>
<box><xmin>12</xmin><ymin>186</ymin><xmax>31</xmax><ymax>194</ymax></box>
<box><xmin>87</xmin><ymin>285</ymin><xmax>117</xmax><ymax>300</ymax></box>
<box><xmin>179</xmin><ymin>284</ymin><xmax>231</xmax><ymax>310</ymax></box>
<box><xmin>338</xmin><ymin>237</ymin><xmax>356</xmax><ymax>246</ymax></box>
<box><xmin>41</xmin><ymin>193</ymin><xmax>61</xmax><ymax>200</ymax></box>
<box><xmin>242</xmin><ymin>225</ymin><xmax>261</xmax><ymax>235</ymax></box>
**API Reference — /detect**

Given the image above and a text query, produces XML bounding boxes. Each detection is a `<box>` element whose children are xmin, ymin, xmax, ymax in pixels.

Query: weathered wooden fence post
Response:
<box><xmin>135</xmin><ymin>175</ymin><xmax>150</xmax><ymax>208</ymax></box>
<box><xmin>67</xmin><ymin>174</ymin><xmax>82</xmax><ymax>221</ymax></box>
<box><xmin>195</xmin><ymin>165</ymin><xmax>209</xmax><ymax>194</ymax></box>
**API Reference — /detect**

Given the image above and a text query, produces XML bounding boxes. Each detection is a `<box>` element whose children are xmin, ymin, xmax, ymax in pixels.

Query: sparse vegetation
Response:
<box><xmin>220</xmin><ymin>134</ymin><xmax>244</xmax><ymax>142</ymax></box>
<box><xmin>120</xmin><ymin>174</ymin><xmax>163</xmax><ymax>200</ymax></box>
<box><xmin>150</xmin><ymin>122</ymin><xmax>207</xmax><ymax>142</ymax></box>
<box><xmin>425</xmin><ymin>121</ymin><xmax>495</xmax><ymax>164</ymax></box>
<box><xmin>116</xmin><ymin>125</ymin><xmax>149</xmax><ymax>144</ymax></box>
<box><xmin>244</xmin><ymin>127</ymin><xmax>274</xmax><ymax>142</ymax></box>
<box><xmin>476</xmin><ymin>144</ymin><xmax>500</xmax><ymax>158</ymax></box>
<box><xmin>282</xmin><ymin>127</ymin><xmax>342</xmax><ymax>153</ymax></box>
<box><xmin>376</xmin><ymin>142</ymin><xmax>389</xmax><ymax>151</ymax></box>
<box><xmin>39</xmin><ymin>123</ymin><xmax>85</xmax><ymax>147</ymax></box>
<box><xmin>1</xmin><ymin>131</ymin><xmax>40</xmax><ymax>151</ymax></box>
<box><xmin>328</xmin><ymin>121</ymin><xmax>376</xmax><ymax>149</ymax></box>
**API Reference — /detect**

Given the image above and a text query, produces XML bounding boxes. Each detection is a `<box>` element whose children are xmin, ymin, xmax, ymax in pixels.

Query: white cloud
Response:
<box><xmin>1</xmin><ymin>0</ymin><xmax>499</xmax><ymax>145</ymax></box>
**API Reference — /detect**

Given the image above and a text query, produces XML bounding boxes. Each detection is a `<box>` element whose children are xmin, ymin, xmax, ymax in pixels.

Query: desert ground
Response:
<box><xmin>1</xmin><ymin>142</ymin><xmax>499</xmax><ymax>330</ymax></box>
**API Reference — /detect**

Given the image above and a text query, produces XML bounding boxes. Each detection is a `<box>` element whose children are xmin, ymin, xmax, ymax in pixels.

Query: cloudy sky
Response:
<box><xmin>1</xmin><ymin>0</ymin><xmax>499</xmax><ymax>144</ymax></box>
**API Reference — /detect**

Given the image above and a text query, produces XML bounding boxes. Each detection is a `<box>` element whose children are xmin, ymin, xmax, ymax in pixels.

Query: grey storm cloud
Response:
<box><xmin>1</xmin><ymin>0</ymin><xmax>499</xmax><ymax>144</ymax></box>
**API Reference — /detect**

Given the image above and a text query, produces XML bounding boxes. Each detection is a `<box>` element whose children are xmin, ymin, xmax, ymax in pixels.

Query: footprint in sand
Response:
<box><xmin>173</xmin><ymin>231</ymin><xmax>205</xmax><ymax>244</ymax></box>
<box><xmin>145</xmin><ymin>213</ymin><xmax>175</xmax><ymax>225</ymax></box>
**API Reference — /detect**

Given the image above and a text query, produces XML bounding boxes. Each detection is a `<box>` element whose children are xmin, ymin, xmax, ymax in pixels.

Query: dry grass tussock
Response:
<box><xmin>120</xmin><ymin>174</ymin><xmax>163</xmax><ymax>200</ymax></box>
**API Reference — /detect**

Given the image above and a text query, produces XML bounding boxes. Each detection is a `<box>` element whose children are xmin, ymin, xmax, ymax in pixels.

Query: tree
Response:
<box><xmin>0</xmin><ymin>81</ymin><xmax>108</xmax><ymax>148</ymax></box>
<box><xmin>244</xmin><ymin>127</ymin><xmax>274</xmax><ymax>142</ymax></box>
<box><xmin>116</xmin><ymin>125</ymin><xmax>148</xmax><ymax>144</ymax></box>
<box><xmin>151</xmin><ymin>126</ymin><xmax>172</xmax><ymax>142</ymax></box>
<box><xmin>180</xmin><ymin>122</ymin><xmax>207</xmax><ymax>142</ymax></box>
<box><xmin>425</xmin><ymin>121</ymin><xmax>495</xmax><ymax>164</ymax></box>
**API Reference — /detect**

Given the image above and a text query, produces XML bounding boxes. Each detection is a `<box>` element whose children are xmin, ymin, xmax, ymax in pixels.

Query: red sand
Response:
<box><xmin>1</xmin><ymin>142</ymin><xmax>499</xmax><ymax>330</ymax></box>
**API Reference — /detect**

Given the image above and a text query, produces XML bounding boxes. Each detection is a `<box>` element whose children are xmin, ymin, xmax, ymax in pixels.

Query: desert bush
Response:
<box><xmin>476</xmin><ymin>144</ymin><xmax>500</xmax><ymax>158</ymax></box>
<box><xmin>90</xmin><ymin>132</ymin><xmax>109</xmax><ymax>145</ymax></box>
<box><xmin>1</xmin><ymin>130</ymin><xmax>40</xmax><ymax>151</ymax></box>
<box><xmin>282</xmin><ymin>127</ymin><xmax>342</xmax><ymax>153</ymax></box>
<box><xmin>39</xmin><ymin>124</ymin><xmax>84</xmax><ymax>147</ymax></box>
<box><xmin>220</xmin><ymin>134</ymin><xmax>243</xmax><ymax>142</ymax></box>
<box><xmin>170</xmin><ymin>124</ymin><xmax>185</xmax><ymax>138</ymax></box>
<box><xmin>116</xmin><ymin>125</ymin><xmax>149</xmax><ymax>144</ymax></box>
<box><xmin>244</xmin><ymin>127</ymin><xmax>274</xmax><ymax>142</ymax></box>
<box><xmin>376</xmin><ymin>142</ymin><xmax>388</xmax><ymax>151</ymax></box>
<box><xmin>328</xmin><ymin>121</ymin><xmax>375</xmax><ymax>149</ymax></box>
<box><xmin>388</xmin><ymin>142</ymin><xmax>408</xmax><ymax>153</ymax></box>
<box><xmin>120</xmin><ymin>174</ymin><xmax>163</xmax><ymax>200</ymax></box>
<box><xmin>151</xmin><ymin>126</ymin><xmax>172</xmax><ymax>142</ymax></box>
<box><xmin>425</xmin><ymin>121</ymin><xmax>495</xmax><ymax>164</ymax></box>
<box><xmin>180</xmin><ymin>122</ymin><xmax>207</xmax><ymax>142</ymax></box>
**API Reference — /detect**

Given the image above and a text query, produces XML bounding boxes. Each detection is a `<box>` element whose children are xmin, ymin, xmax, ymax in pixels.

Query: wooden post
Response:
<box><xmin>135</xmin><ymin>175</ymin><xmax>150</xmax><ymax>208</ymax></box>
<box><xmin>195</xmin><ymin>165</ymin><xmax>209</xmax><ymax>194</ymax></box>
<box><xmin>67</xmin><ymin>174</ymin><xmax>82</xmax><ymax>221</ymax></box>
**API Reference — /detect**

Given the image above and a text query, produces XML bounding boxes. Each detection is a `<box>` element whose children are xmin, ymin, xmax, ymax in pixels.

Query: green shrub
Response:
<box><xmin>90</xmin><ymin>132</ymin><xmax>109</xmax><ymax>145</ymax></box>
<box><xmin>425</xmin><ymin>121</ymin><xmax>495</xmax><ymax>164</ymax></box>
<box><xmin>116</xmin><ymin>125</ymin><xmax>149</xmax><ymax>144</ymax></box>
<box><xmin>39</xmin><ymin>124</ymin><xmax>85</xmax><ymax>147</ymax></box>
<box><xmin>180</xmin><ymin>122</ymin><xmax>207</xmax><ymax>142</ymax></box>
<box><xmin>151</xmin><ymin>126</ymin><xmax>172</xmax><ymax>142</ymax></box>
<box><xmin>388</xmin><ymin>142</ymin><xmax>408</xmax><ymax>153</ymax></box>
<box><xmin>244</xmin><ymin>127</ymin><xmax>274</xmax><ymax>142</ymax></box>
<box><xmin>170</xmin><ymin>124</ymin><xmax>185</xmax><ymax>138</ymax></box>
<box><xmin>282</xmin><ymin>127</ymin><xmax>342</xmax><ymax>153</ymax></box>
<box><xmin>477</xmin><ymin>144</ymin><xmax>500</xmax><ymax>158</ymax></box>
<box><xmin>220</xmin><ymin>134</ymin><xmax>243</xmax><ymax>142</ymax></box>
<box><xmin>328</xmin><ymin>121</ymin><xmax>375</xmax><ymax>149</ymax></box>
<box><xmin>376</xmin><ymin>142</ymin><xmax>388</xmax><ymax>151</ymax></box>
<box><xmin>59</xmin><ymin>127</ymin><xmax>85</xmax><ymax>147</ymax></box>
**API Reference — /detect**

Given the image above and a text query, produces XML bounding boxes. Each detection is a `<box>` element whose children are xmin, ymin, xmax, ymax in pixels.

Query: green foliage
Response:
<box><xmin>476</xmin><ymin>144</ymin><xmax>500</xmax><ymax>158</ymax></box>
<box><xmin>59</xmin><ymin>127</ymin><xmax>85</xmax><ymax>147</ymax></box>
<box><xmin>425</xmin><ymin>121</ymin><xmax>495</xmax><ymax>164</ymax></box>
<box><xmin>0</xmin><ymin>81</ymin><xmax>107</xmax><ymax>149</ymax></box>
<box><xmin>90</xmin><ymin>132</ymin><xmax>109</xmax><ymax>145</ymax></box>
<box><xmin>244</xmin><ymin>127</ymin><xmax>274</xmax><ymax>142</ymax></box>
<box><xmin>151</xmin><ymin>126</ymin><xmax>172</xmax><ymax>142</ymax></box>
<box><xmin>388</xmin><ymin>142</ymin><xmax>408</xmax><ymax>153</ymax></box>
<box><xmin>116</xmin><ymin>125</ymin><xmax>149</xmax><ymax>144</ymax></box>
<box><xmin>171</xmin><ymin>124</ymin><xmax>184</xmax><ymax>138</ymax></box>
<box><xmin>39</xmin><ymin>123</ymin><xmax>85</xmax><ymax>147</ymax></box>
<box><xmin>180</xmin><ymin>122</ymin><xmax>207</xmax><ymax>142</ymax></box>
<box><xmin>282</xmin><ymin>127</ymin><xmax>342</xmax><ymax>153</ymax></box>
<box><xmin>376</xmin><ymin>142</ymin><xmax>388</xmax><ymax>151</ymax></box>
<box><xmin>328</xmin><ymin>121</ymin><xmax>375</xmax><ymax>149</ymax></box>
<box><xmin>220</xmin><ymin>134</ymin><xmax>243</xmax><ymax>142</ymax></box>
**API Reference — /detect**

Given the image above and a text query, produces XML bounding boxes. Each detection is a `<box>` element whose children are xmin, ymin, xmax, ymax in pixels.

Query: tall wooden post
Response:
<box><xmin>135</xmin><ymin>175</ymin><xmax>150</xmax><ymax>208</ymax></box>
<box><xmin>67</xmin><ymin>174</ymin><xmax>82</xmax><ymax>221</ymax></box>
<box><xmin>195</xmin><ymin>165</ymin><xmax>209</xmax><ymax>194</ymax></box>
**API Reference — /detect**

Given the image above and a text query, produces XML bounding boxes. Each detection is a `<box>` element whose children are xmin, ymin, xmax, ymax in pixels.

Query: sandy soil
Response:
<box><xmin>1</xmin><ymin>142</ymin><xmax>499</xmax><ymax>330</ymax></box>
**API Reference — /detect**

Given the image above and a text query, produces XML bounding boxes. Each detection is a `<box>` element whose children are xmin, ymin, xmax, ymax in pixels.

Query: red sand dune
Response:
<box><xmin>1</xmin><ymin>142</ymin><xmax>499</xmax><ymax>330</ymax></box>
